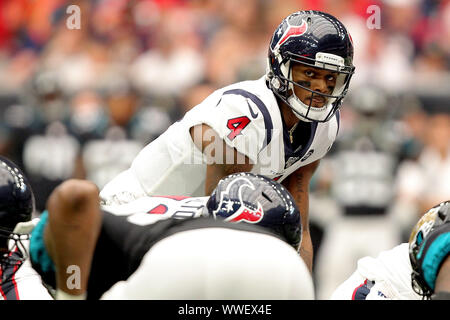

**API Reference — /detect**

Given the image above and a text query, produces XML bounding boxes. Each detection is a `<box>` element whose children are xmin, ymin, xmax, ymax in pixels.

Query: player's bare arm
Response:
<box><xmin>190</xmin><ymin>124</ymin><xmax>253</xmax><ymax>194</ymax></box>
<box><xmin>282</xmin><ymin>159</ymin><xmax>320</xmax><ymax>273</ymax></box>
<box><xmin>44</xmin><ymin>179</ymin><xmax>102</xmax><ymax>297</ymax></box>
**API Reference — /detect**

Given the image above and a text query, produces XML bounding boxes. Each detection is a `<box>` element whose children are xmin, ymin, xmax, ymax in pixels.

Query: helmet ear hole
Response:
<box><xmin>271</xmin><ymin>77</ymin><xmax>281</xmax><ymax>90</ymax></box>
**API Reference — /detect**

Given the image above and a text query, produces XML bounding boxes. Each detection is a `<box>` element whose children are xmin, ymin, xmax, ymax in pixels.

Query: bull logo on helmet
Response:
<box><xmin>213</xmin><ymin>177</ymin><xmax>264</xmax><ymax>224</ymax></box>
<box><xmin>273</xmin><ymin>19</ymin><xmax>308</xmax><ymax>50</ymax></box>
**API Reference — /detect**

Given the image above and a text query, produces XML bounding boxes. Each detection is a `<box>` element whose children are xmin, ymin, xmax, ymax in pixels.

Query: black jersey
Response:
<box><xmin>87</xmin><ymin>211</ymin><xmax>282</xmax><ymax>299</ymax></box>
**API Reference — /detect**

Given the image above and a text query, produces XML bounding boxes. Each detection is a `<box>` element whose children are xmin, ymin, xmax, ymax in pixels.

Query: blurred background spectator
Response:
<box><xmin>0</xmin><ymin>0</ymin><xmax>448</xmax><ymax>299</ymax></box>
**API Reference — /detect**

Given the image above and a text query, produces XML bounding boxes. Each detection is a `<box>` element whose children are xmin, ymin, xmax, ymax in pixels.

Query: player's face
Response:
<box><xmin>291</xmin><ymin>64</ymin><xmax>337</xmax><ymax>109</ymax></box>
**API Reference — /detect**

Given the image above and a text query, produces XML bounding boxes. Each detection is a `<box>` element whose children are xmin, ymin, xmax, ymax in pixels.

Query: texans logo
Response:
<box><xmin>278</xmin><ymin>20</ymin><xmax>308</xmax><ymax>46</ymax></box>
<box><xmin>213</xmin><ymin>177</ymin><xmax>264</xmax><ymax>224</ymax></box>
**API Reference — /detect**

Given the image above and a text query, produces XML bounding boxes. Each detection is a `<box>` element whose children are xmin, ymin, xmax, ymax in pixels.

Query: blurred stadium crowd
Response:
<box><xmin>0</xmin><ymin>0</ymin><xmax>449</xmax><ymax>299</ymax></box>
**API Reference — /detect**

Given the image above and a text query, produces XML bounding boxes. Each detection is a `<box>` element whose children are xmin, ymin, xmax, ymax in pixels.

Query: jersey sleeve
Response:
<box><xmin>199</xmin><ymin>91</ymin><xmax>273</xmax><ymax>164</ymax></box>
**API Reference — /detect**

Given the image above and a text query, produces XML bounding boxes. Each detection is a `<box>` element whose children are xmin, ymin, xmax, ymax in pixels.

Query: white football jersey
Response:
<box><xmin>100</xmin><ymin>76</ymin><xmax>339</xmax><ymax>205</ymax></box>
<box><xmin>330</xmin><ymin>243</ymin><xmax>421</xmax><ymax>300</ymax></box>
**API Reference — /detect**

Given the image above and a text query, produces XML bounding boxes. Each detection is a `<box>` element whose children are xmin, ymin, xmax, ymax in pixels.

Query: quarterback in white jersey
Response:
<box><xmin>101</xmin><ymin>76</ymin><xmax>340</xmax><ymax>199</ymax></box>
<box><xmin>100</xmin><ymin>11</ymin><xmax>355</xmax><ymax>271</ymax></box>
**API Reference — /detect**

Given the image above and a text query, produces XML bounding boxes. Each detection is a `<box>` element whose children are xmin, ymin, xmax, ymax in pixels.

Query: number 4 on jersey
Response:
<box><xmin>227</xmin><ymin>116</ymin><xmax>250</xmax><ymax>140</ymax></box>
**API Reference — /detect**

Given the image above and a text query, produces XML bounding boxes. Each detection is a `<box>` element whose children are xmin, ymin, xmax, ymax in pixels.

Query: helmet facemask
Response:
<box><xmin>0</xmin><ymin>226</ymin><xmax>29</xmax><ymax>281</ymax></box>
<box><xmin>268</xmin><ymin>50</ymin><xmax>354</xmax><ymax>122</ymax></box>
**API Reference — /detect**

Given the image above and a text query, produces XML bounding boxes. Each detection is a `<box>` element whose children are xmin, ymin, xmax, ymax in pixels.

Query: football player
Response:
<box><xmin>0</xmin><ymin>156</ymin><xmax>52</xmax><ymax>300</ymax></box>
<box><xmin>330</xmin><ymin>201</ymin><xmax>450</xmax><ymax>300</ymax></box>
<box><xmin>99</xmin><ymin>10</ymin><xmax>355</xmax><ymax>271</ymax></box>
<box><xmin>30</xmin><ymin>173</ymin><xmax>314</xmax><ymax>300</ymax></box>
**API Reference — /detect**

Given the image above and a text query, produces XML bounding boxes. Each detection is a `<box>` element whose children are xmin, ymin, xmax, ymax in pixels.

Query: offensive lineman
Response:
<box><xmin>100</xmin><ymin>10</ymin><xmax>355</xmax><ymax>271</ymax></box>
<box><xmin>330</xmin><ymin>201</ymin><xmax>450</xmax><ymax>300</ymax></box>
<box><xmin>0</xmin><ymin>156</ymin><xmax>52</xmax><ymax>300</ymax></box>
<box><xmin>30</xmin><ymin>173</ymin><xmax>314</xmax><ymax>299</ymax></box>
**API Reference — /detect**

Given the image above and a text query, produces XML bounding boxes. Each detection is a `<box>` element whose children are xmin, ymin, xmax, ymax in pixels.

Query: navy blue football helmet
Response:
<box><xmin>266</xmin><ymin>10</ymin><xmax>355</xmax><ymax>122</ymax></box>
<box><xmin>206</xmin><ymin>172</ymin><xmax>301</xmax><ymax>250</ymax></box>
<box><xmin>0</xmin><ymin>156</ymin><xmax>34</xmax><ymax>257</ymax></box>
